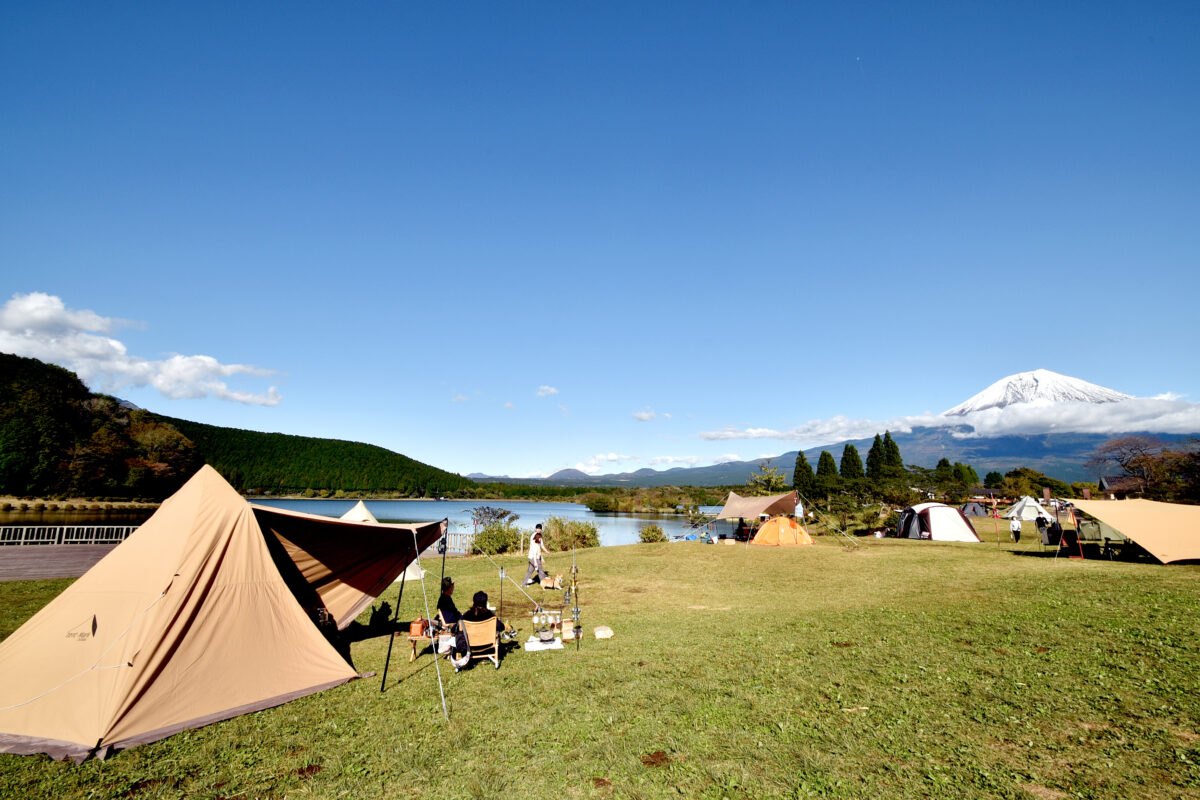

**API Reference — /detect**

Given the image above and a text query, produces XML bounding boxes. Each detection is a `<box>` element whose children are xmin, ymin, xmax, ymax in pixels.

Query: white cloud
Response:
<box><xmin>714</xmin><ymin>453</ymin><xmax>743</xmax><ymax>464</ymax></box>
<box><xmin>632</xmin><ymin>408</ymin><xmax>657</xmax><ymax>421</ymax></box>
<box><xmin>573</xmin><ymin>452</ymin><xmax>633</xmax><ymax>475</ymax></box>
<box><xmin>647</xmin><ymin>455</ymin><xmax>699</xmax><ymax>466</ymax></box>
<box><xmin>536</xmin><ymin>385</ymin><xmax>559</xmax><ymax>397</ymax></box>
<box><xmin>699</xmin><ymin>397</ymin><xmax>1200</xmax><ymax>447</ymax></box>
<box><xmin>504</xmin><ymin>401</ymin><xmax>514</xmax><ymax>409</ymax></box>
<box><xmin>0</xmin><ymin>292</ymin><xmax>281</xmax><ymax>406</ymax></box>
<box><xmin>451</xmin><ymin>393</ymin><xmax>468</xmax><ymax>403</ymax></box>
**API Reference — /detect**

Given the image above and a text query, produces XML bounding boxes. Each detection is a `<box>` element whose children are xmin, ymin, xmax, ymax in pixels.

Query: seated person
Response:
<box><xmin>462</xmin><ymin>590</ymin><xmax>506</xmax><ymax>635</ymax></box>
<box><xmin>435</xmin><ymin>576</ymin><xmax>461</xmax><ymax>630</ymax></box>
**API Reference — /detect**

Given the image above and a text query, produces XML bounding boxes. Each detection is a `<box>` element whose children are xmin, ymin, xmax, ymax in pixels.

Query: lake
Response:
<box><xmin>251</xmin><ymin>498</ymin><xmax>727</xmax><ymax>547</ymax></box>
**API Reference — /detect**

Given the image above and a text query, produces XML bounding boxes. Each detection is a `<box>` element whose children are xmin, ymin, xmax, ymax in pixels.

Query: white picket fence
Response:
<box><xmin>0</xmin><ymin>525</ymin><xmax>476</xmax><ymax>554</ymax></box>
<box><xmin>0</xmin><ymin>526</ymin><xmax>141</xmax><ymax>546</ymax></box>
<box><xmin>444</xmin><ymin>530</ymin><xmax>475</xmax><ymax>555</ymax></box>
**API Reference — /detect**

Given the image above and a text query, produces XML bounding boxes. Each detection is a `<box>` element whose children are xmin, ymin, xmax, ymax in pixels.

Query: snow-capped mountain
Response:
<box><xmin>943</xmin><ymin>369</ymin><xmax>1132</xmax><ymax>417</ymax></box>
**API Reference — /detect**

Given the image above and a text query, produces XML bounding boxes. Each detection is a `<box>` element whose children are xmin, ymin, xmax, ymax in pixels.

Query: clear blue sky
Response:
<box><xmin>3</xmin><ymin>2</ymin><xmax>1198</xmax><ymax>477</ymax></box>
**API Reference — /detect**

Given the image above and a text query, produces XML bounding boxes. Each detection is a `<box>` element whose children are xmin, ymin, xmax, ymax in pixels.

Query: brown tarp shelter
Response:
<box><xmin>750</xmin><ymin>516</ymin><xmax>813</xmax><ymax>546</ymax></box>
<box><xmin>0</xmin><ymin>465</ymin><xmax>445</xmax><ymax>761</ymax></box>
<box><xmin>1071</xmin><ymin>499</ymin><xmax>1200</xmax><ymax>564</ymax></box>
<box><xmin>716</xmin><ymin>490</ymin><xmax>799</xmax><ymax>521</ymax></box>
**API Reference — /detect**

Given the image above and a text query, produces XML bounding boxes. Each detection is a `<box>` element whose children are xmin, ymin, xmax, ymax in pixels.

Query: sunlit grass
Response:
<box><xmin>1</xmin><ymin>538</ymin><xmax>1197</xmax><ymax>799</ymax></box>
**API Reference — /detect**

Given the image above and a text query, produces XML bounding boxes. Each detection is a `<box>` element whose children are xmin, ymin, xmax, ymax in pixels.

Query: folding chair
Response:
<box><xmin>458</xmin><ymin>618</ymin><xmax>501</xmax><ymax>671</ymax></box>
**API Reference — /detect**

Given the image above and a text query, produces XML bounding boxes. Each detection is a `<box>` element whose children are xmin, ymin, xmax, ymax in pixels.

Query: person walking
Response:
<box><xmin>1009</xmin><ymin>517</ymin><xmax>1022</xmax><ymax>544</ymax></box>
<box><xmin>523</xmin><ymin>525</ymin><xmax>548</xmax><ymax>586</ymax></box>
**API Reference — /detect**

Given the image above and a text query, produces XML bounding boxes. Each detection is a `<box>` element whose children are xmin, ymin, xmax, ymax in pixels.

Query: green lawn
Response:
<box><xmin>1</xmin><ymin>538</ymin><xmax>1197</xmax><ymax>799</ymax></box>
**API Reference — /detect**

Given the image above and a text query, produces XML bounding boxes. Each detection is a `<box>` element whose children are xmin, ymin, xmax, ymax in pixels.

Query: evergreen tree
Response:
<box><xmin>953</xmin><ymin>462</ymin><xmax>980</xmax><ymax>487</ymax></box>
<box><xmin>840</xmin><ymin>443</ymin><xmax>864</xmax><ymax>480</ymax></box>
<box><xmin>815</xmin><ymin>450</ymin><xmax>840</xmax><ymax>497</ymax></box>
<box><xmin>934</xmin><ymin>457</ymin><xmax>954</xmax><ymax>485</ymax></box>
<box><xmin>866</xmin><ymin>434</ymin><xmax>885</xmax><ymax>480</ymax></box>
<box><xmin>882</xmin><ymin>431</ymin><xmax>904</xmax><ymax>476</ymax></box>
<box><xmin>792</xmin><ymin>450</ymin><xmax>815</xmax><ymax>498</ymax></box>
<box><xmin>984</xmin><ymin>471</ymin><xmax>1004</xmax><ymax>489</ymax></box>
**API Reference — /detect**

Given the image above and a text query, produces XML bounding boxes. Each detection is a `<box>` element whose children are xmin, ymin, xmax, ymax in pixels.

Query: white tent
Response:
<box><xmin>340</xmin><ymin>502</ymin><xmax>426</xmax><ymax>582</ymax></box>
<box><xmin>1003</xmin><ymin>496</ymin><xmax>1055</xmax><ymax>521</ymax></box>
<box><xmin>896</xmin><ymin>502</ymin><xmax>981</xmax><ymax>542</ymax></box>
<box><xmin>340</xmin><ymin>500</ymin><xmax>377</xmax><ymax>523</ymax></box>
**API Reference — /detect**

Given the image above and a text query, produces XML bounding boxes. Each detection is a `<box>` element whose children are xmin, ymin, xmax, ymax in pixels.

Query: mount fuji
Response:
<box><xmin>943</xmin><ymin>369</ymin><xmax>1132</xmax><ymax>417</ymax></box>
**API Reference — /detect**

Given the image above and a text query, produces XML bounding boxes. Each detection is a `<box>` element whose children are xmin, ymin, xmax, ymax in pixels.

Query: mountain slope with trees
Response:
<box><xmin>155</xmin><ymin>415</ymin><xmax>472</xmax><ymax>496</ymax></box>
<box><xmin>0</xmin><ymin>353</ymin><xmax>471</xmax><ymax>499</ymax></box>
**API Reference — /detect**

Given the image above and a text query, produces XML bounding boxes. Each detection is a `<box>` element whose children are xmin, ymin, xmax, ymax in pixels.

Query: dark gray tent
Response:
<box><xmin>961</xmin><ymin>502</ymin><xmax>989</xmax><ymax>517</ymax></box>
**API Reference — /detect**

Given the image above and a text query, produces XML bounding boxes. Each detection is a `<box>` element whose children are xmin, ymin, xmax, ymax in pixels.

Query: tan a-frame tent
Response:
<box><xmin>0</xmin><ymin>466</ymin><xmax>445</xmax><ymax>761</ymax></box>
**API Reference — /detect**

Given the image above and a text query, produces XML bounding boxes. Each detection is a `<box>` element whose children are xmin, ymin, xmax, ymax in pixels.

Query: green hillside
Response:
<box><xmin>155</xmin><ymin>415</ymin><xmax>471</xmax><ymax>496</ymax></box>
<box><xmin>0</xmin><ymin>353</ymin><xmax>471</xmax><ymax>499</ymax></box>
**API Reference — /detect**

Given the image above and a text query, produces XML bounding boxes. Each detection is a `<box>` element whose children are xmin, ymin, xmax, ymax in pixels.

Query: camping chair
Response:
<box><xmin>458</xmin><ymin>618</ymin><xmax>501</xmax><ymax>671</ymax></box>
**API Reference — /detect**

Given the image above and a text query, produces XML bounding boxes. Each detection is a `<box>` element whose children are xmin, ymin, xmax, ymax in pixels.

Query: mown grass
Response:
<box><xmin>1</xmin><ymin>539</ymin><xmax>1197</xmax><ymax>799</ymax></box>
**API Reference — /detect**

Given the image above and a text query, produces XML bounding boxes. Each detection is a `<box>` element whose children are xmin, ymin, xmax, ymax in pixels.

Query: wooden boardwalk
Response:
<box><xmin>0</xmin><ymin>545</ymin><xmax>116</xmax><ymax>582</ymax></box>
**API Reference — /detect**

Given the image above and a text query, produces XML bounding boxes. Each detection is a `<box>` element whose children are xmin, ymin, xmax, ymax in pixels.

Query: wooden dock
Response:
<box><xmin>0</xmin><ymin>545</ymin><xmax>116</xmax><ymax>582</ymax></box>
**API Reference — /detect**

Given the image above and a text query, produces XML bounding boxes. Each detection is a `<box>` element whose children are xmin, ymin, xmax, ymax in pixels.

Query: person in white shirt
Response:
<box><xmin>1009</xmin><ymin>517</ymin><xmax>1022</xmax><ymax>544</ymax></box>
<box><xmin>523</xmin><ymin>526</ymin><xmax>548</xmax><ymax>586</ymax></box>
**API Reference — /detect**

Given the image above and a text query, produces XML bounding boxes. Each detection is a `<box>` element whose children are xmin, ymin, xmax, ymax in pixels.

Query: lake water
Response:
<box><xmin>0</xmin><ymin>498</ymin><xmax>732</xmax><ymax>548</ymax></box>
<box><xmin>251</xmin><ymin>498</ymin><xmax>727</xmax><ymax>548</ymax></box>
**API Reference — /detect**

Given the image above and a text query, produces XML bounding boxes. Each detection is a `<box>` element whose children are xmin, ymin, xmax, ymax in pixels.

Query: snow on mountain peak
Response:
<box><xmin>943</xmin><ymin>369</ymin><xmax>1132</xmax><ymax>417</ymax></box>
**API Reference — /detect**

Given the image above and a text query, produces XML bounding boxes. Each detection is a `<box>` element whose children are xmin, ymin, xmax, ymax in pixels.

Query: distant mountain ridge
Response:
<box><xmin>494</xmin><ymin>369</ymin><xmax>1196</xmax><ymax>486</ymax></box>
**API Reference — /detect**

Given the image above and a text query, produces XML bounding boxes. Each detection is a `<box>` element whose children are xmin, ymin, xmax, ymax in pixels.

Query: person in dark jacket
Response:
<box><xmin>436</xmin><ymin>576</ymin><xmax>461</xmax><ymax>628</ymax></box>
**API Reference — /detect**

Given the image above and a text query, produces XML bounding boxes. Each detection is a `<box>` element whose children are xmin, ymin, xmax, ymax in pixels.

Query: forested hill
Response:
<box><xmin>0</xmin><ymin>352</ymin><xmax>471</xmax><ymax>498</ymax></box>
<box><xmin>153</xmin><ymin>415</ymin><xmax>471</xmax><ymax>496</ymax></box>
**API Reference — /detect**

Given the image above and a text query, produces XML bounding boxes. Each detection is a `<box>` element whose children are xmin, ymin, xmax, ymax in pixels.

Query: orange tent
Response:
<box><xmin>750</xmin><ymin>516</ymin><xmax>813</xmax><ymax>546</ymax></box>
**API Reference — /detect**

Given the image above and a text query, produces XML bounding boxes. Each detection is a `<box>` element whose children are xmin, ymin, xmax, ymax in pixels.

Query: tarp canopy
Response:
<box><xmin>337</xmin><ymin>501</ymin><xmax>428</xmax><ymax>582</ymax></box>
<box><xmin>0</xmin><ymin>466</ymin><xmax>444</xmax><ymax>762</ymax></box>
<box><xmin>896</xmin><ymin>502</ymin><xmax>981</xmax><ymax>542</ymax></box>
<box><xmin>750</xmin><ymin>516</ymin><xmax>813</xmax><ymax>546</ymax></box>
<box><xmin>716</xmin><ymin>490</ymin><xmax>800</xmax><ymax>521</ymax></box>
<box><xmin>1004</xmin><ymin>496</ymin><xmax>1055</xmax><ymax>521</ymax></box>
<box><xmin>1071</xmin><ymin>499</ymin><xmax>1200</xmax><ymax>564</ymax></box>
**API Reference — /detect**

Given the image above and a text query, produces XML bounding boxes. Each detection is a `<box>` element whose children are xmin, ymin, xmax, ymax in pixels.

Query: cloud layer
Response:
<box><xmin>1</xmin><ymin>292</ymin><xmax>281</xmax><ymax>406</ymax></box>
<box><xmin>700</xmin><ymin>397</ymin><xmax>1200</xmax><ymax>447</ymax></box>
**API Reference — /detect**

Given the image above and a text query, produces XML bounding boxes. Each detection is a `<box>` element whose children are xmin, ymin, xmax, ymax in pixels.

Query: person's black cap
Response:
<box><xmin>473</xmin><ymin>590</ymin><xmax>488</xmax><ymax>607</ymax></box>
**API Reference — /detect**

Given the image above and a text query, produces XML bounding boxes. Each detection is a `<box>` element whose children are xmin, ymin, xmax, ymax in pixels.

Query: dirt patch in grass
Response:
<box><xmin>592</xmin><ymin>777</ymin><xmax>612</xmax><ymax>787</ymax></box>
<box><xmin>1169</xmin><ymin>725</ymin><xmax>1199</xmax><ymax>744</ymax></box>
<box><xmin>641</xmin><ymin>751</ymin><xmax>670</xmax><ymax>767</ymax></box>
<box><xmin>294</xmin><ymin>764</ymin><xmax>323</xmax><ymax>779</ymax></box>
<box><xmin>1018</xmin><ymin>782</ymin><xmax>1068</xmax><ymax>799</ymax></box>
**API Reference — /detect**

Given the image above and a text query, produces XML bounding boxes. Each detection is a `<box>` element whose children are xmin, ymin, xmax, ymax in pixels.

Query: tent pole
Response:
<box><xmin>379</xmin><ymin>562</ymin><xmax>408</xmax><ymax>692</ymax></box>
<box><xmin>414</xmin><ymin>526</ymin><xmax>450</xmax><ymax>720</ymax></box>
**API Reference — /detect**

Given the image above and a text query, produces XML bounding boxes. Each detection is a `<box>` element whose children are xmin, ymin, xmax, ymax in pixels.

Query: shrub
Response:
<box><xmin>639</xmin><ymin>524</ymin><xmax>666</xmax><ymax>543</ymax></box>
<box><xmin>541</xmin><ymin>516</ymin><xmax>600</xmax><ymax>550</ymax></box>
<box><xmin>582</xmin><ymin>493</ymin><xmax>617</xmax><ymax>513</ymax></box>
<box><xmin>471</xmin><ymin>521</ymin><xmax>520</xmax><ymax>555</ymax></box>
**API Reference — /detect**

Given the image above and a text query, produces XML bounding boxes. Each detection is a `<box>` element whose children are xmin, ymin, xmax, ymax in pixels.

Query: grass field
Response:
<box><xmin>1</xmin><ymin>537</ymin><xmax>1197</xmax><ymax>799</ymax></box>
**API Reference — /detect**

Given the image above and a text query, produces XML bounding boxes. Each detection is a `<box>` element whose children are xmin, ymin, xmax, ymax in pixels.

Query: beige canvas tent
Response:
<box><xmin>1071</xmin><ymin>499</ymin><xmax>1200</xmax><ymax>564</ymax></box>
<box><xmin>0</xmin><ymin>466</ymin><xmax>444</xmax><ymax>761</ymax></box>
<box><xmin>716</xmin><ymin>490</ymin><xmax>800</xmax><ymax>520</ymax></box>
<box><xmin>1003</xmin><ymin>495</ymin><xmax>1055</xmax><ymax>521</ymax></box>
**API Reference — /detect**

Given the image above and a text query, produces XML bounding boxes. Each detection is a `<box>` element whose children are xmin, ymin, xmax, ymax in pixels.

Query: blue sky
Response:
<box><xmin>3</xmin><ymin>2</ymin><xmax>1198</xmax><ymax>478</ymax></box>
